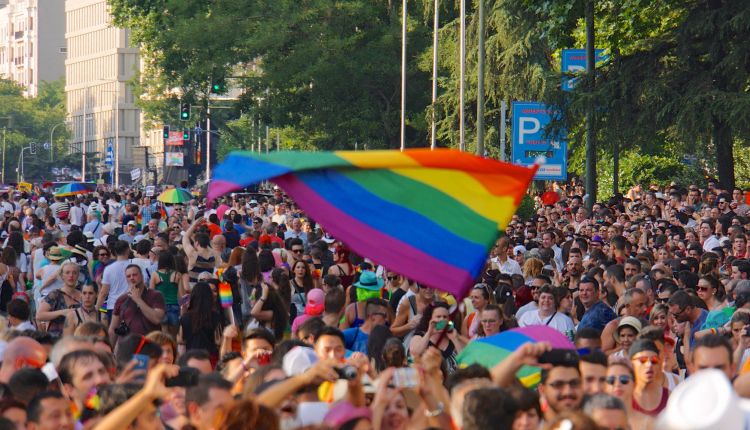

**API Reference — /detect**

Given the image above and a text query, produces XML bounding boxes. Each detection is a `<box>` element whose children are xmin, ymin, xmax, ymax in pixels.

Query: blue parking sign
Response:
<box><xmin>561</xmin><ymin>49</ymin><xmax>607</xmax><ymax>91</ymax></box>
<box><xmin>511</xmin><ymin>102</ymin><xmax>567</xmax><ymax>181</ymax></box>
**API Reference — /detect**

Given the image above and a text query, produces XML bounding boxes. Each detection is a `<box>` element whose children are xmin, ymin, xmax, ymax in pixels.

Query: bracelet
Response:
<box><xmin>259</xmin><ymin>297</ymin><xmax>266</xmax><ymax>302</ymax></box>
<box><xmin>424</xmin><ymin>401</ymin><xmax>444</xmax><ymax>418</ymax></box>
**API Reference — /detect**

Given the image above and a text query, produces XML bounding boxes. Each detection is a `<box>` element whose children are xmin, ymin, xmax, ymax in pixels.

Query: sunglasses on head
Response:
<box><xmin>632</xmin><ymin>355</ymin><xmax>660</xmax><ymax>365</ymax></box>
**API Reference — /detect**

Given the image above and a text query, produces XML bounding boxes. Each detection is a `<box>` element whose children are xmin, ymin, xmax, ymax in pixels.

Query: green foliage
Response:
<box><xmin>109</xmin><ymin>0</ymin><xmax>435</xmax><ymax>150</ymax></box>
<box><xmin>515</xmin><ymin>194</ymin><xmax>535</xmax><ymax>220</ymax></box>
<box><xmin>0</xmin><ymin>78</ymin><xmax>71</xmax><ymax>182</ymax></box>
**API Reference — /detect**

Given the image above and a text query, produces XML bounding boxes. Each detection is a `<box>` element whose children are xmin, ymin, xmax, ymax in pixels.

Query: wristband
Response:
<box><xmin>424</xmin><ymin>401</ymin><xmax>444</xmax><ymax>418</ymax></box>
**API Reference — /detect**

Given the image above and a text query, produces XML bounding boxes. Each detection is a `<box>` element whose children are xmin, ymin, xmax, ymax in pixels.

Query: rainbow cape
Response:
<box><xmin>208</xmin><ymin>149</ymin><xmax>536</xmax><ymax>298</ymax></box>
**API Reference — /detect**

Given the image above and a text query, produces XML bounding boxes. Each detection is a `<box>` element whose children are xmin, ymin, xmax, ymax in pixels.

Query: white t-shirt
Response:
<box><xmin>102</xmin><ymin>260</ymin><xmax>132</xmax><ymax>310</ymax></box>
<box><xmin>515</xmin><ymin>301</ymin><xmax>538</xmax><ymax>320</ymax></box>
<box><xmin>517</xmin><ymin>310</ymin><xmax>575</xmax><ymax>335</ymax></box>
<box><xmin>491</xmin><ymin>256</ymin><xmax>522</xmax><ymax>276</ymax></box>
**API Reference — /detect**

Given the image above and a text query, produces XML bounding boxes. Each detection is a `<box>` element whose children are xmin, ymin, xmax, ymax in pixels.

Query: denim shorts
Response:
<box><xmin>162</xmin><ymin>304</ymin><xmax>180</xmax><ymax>326</ymax></box>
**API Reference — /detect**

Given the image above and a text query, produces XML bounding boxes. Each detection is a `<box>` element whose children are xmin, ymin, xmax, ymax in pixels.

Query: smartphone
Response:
<box><xmin>132</xmin><ymin>354</ymin><xmax>150</xmax><ymax>381</ymax></box>
<box><xmin>435</xmin><ymin>320</ymin><xmax>454</xmax><ymax>332</ymax></box>
<box><xmin>165</xmin><ymin>367</ymin><xmax>200</xmax><ymax>387</ymax></box>
<box><xmin>392</xmin><ymin>367</ymin><xmax>418</xmax><ymax>388</ymax></box>
<box><xmin>538</xmin><ymin>349</ymin><xmax>579</xmax><ymax>365</ymax></box>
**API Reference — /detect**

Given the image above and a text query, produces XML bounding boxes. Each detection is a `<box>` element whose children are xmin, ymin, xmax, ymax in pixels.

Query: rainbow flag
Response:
<box><xmin>208</xmin><ymin>149</ymin><xmax>536</xmax><ymax>298</ymax></box>
<box><xmin>218</xmin><ymin>282</ymin><xmax>233</xmax><ymax>309</ymax></box>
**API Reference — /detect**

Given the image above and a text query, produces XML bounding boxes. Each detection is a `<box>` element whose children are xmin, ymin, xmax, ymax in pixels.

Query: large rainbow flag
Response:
<box><xmin>208</xmin><ymin>149</ymin><xmax>536</xmax><ymax>298</ymax></box>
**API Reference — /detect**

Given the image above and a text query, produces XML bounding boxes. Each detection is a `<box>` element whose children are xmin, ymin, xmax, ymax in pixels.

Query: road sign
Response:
<box><xmin>166</xmin><ymin>131</ymin><xmax>184</xmax><ymax>146</ymax></box>
<box><xmin>131</xmin><ymin>168</ymin><xmax>141</xmax><ymax>181</ymax></box>
<box><xmin>511</xmin><ymin>101</ymin><xmax>567</xmax><ymax>181</ymax></box>
<box><xmin>561</xmin><ymin>49</ymin><xmax>608</xmax><ymax>91</ymax></box>
<box><xmin>105</xmin><ymin>139</ymin><xmax>114</xmax><ymax>167</ymax></box>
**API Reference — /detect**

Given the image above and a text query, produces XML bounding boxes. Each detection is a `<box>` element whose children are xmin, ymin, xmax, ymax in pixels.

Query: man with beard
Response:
<box><xmin>600</xmin><ymin>287</ymin><xmax>648</xmax><ymax>352</ymax></box>
<box><xmin>668</xmin><ymin>290</ymin><xmax>708</xmax><ymax>345</ymax></box>
<box><xmin>538</xmin><ymin>352</ymin><xmax>584</xmax><ymax>421</ymax></box>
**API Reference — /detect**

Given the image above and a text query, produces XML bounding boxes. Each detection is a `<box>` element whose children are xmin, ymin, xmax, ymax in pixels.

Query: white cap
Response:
<box><xmin>657</xmin><ymin>369</ymin><xmax>750</xmax><ymax>430</ymax></box>
<box><xmin>513</xmin><ymin>245</ymin><xmax>527</xmax><ymax>255</ymax></box>
<box><xmin>282</xmin><ymin>346</ymin><xmax>318</xmax><ymax>377</ymax></box>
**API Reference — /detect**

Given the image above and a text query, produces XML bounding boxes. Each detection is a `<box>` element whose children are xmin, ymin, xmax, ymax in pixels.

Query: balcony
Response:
<box><xmin>14</xmin><ymin>31</ymin><xmax>23</xmax><ymax>39</ymax></box>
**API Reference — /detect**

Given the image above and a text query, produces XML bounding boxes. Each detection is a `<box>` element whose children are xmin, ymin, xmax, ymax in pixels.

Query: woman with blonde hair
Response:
<box><xmin>522</xmin><ymin>257</ymin><xmax>544</xmax><ymax>285</ymax></box>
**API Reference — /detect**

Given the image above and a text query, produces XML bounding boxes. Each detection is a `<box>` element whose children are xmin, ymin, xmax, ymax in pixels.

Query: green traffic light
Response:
<box><xmin>212</xmin><ymin>84</ymin><xmax>221</xmax><ymax>92</ymax></box>
<box><xmin>181</xmin><ymin>112</ymin><xmax>189</xmax><ymax>120</ymax></box>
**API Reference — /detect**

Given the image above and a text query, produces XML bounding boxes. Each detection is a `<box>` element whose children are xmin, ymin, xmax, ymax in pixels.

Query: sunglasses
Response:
<box><xmin>292</xmin><ymin>249</ymin><xmax>304</xmax><ymax>254</ymax></box>
<box><xmin>546</xmin><ymin>378</ymin><xmax>581</xmax><ymax>390</ymax></box>
<box><xmin>606</xmin><ymin>375</ymin><xmax>632</xmax><ymax>385</ymax></box>
<box><xmin>387</xmin><ymin>276</ymin><xmax>398</xmax><ymax>281</ymax></box>
<box><xmin>632</xmin><ymin>355</ymin><xmax>660</xmax><ymax>365</ymax></box>
<box><xmin>97</xmin><ymin>252</ymin><xmax>110</xmax><ymax>257</ymax></box>
<box><xmin>655</xmin><ymin>297</ymin><xmax>669</xmax><ymax>304</ymax></box>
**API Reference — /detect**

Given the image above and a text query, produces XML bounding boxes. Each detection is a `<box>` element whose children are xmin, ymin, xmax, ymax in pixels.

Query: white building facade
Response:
<box><xmin>0</xmin><ymin>0</ymin><xmax>66</xmax><ymax>96</ymax></box>
<box><xmin>65</xmin><ymin>0</ymin><xmax>140</xmax><ymax>184</ymax></box>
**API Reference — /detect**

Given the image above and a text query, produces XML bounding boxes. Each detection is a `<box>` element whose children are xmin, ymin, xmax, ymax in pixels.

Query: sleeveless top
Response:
<box><xmin>155</xmin><ymin>271</ymin><xmax>179</xmax><ymax>305</ymax></box>
<box><xmin>290</xmin><ymin>278</ymin><xmax>307</xmax><ymax>316</ymax></box>
<box><xmin>351</xmin><ymin>302</ymin><xmax>365</xmax><ymax>328</ymax></box>
<box><xmin>632</xmin><ymin>387</ymin><xmax>669</xmax><ymax>416</ymax></box>
<box><xmin>336</xmin><ymin>264</ymin><xmax>355</xmax><ymax>288</ymax></box>
<box><xmin>428</xmin><ymin>338</ymin><xmax>457</xmax><ymax>374</ymax></box>
<box><xmin>44</xmin><ymin>289</ymin><xmax>80</xmax><ymax>336</ymax></box>
<box><xmin>189</xmin><ymin>255</ymin><xmax>215</xmax><ymax>285</ymax></box>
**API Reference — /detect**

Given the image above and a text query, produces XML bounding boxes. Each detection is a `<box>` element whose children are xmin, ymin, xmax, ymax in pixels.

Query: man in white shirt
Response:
<box><xmin>542</xmin><ymin>231</ymin><xmax>564</xmax><ymax>271</ymax></box>
<box><xmin>700</xmin><ymin>220</ymin><xmax>722</xmax><ymax>252</ymax></box>
<box><xmin>98</xmin><ymin>240</ymin><xmax>136</xmax><ymax>321</ymax></box>
<box><xmin>491</xmin><ymin>237</ymin><xmax>522</xmax><ymax>276</ymax></box>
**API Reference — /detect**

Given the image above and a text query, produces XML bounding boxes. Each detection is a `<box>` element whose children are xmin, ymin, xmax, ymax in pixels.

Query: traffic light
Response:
<box><xmin>183</xmin><ymin>128</ymin><xmax>189</xmax><ymax>140</ymax></box>
<box><xmin>210</xmin><ymin>78</ymin><xmax>226</xmax><ymax>94</ymax></box>
<box><xmin>163</xmin><ymin>125</ymin><xmax>170</xmax><ymax>139</ymax></box>
<box><xmin>180</xmin><ymin>103</ymin><xmax>190</xmax><ymax>121</ymax></box>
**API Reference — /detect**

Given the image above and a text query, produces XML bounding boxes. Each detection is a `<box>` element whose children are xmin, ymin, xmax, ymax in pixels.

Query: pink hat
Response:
<box><xmin>305</xmin><ymin>288</ymin><xmax>325</xmax><ymax>316</ymax></box>
<box><xmin>323</xmin><ymin>401</ymin><xmax>372</xmax><ymax>429</ymax></box>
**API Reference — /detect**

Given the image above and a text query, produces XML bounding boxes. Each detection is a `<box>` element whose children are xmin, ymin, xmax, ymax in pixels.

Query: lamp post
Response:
<box><xmin>100</xmin><ymin>87</ymin><xmax>120</xmax><ymax>188</ymax></box>
<box><xmin>49</xmin><ymin>121</ymin><xmax>70</xmax><ymax>162</ymax></box>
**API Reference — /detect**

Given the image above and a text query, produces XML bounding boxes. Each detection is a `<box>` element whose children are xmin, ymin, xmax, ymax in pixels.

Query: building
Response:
<box><xmin>0</xmin><ymin>0</ymin><xmax>66</xmax><ymax>96</ymax></box>
<box><xmin>65</xmin><ymin>0</ymin><xmax>139</xmax><ymax>185</ymax></box>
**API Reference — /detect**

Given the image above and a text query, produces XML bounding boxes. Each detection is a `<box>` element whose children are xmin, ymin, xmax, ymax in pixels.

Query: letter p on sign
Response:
<box><xmin>519</xmin><ymin>117</ymin><xmax>540</xmax><ymax>145</ymax></box>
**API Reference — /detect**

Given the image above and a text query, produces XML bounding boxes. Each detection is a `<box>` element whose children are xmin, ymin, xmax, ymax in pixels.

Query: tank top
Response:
<box><xmin>632</xmin><ymin>387</ymin><xmax>669</xmax><ymax>416</ymax></box>
<box><xmin>189</xmin><ymin>255</ymin><xmax>215</xmax><ymax>285</ymax></box>
<box><xmin>155</xmin><ymin>271</ymin><xmax>179</xmax><ymax>305</ymax></box>
<box><xmin>336</xmin><ymin>264</ymin><xmax>354</xmax><ymax>288</ymax></box>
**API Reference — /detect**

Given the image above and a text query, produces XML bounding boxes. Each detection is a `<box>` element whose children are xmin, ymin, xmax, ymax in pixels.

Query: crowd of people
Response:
<box><xmin>0</xmin><ymin>178</ymin><xmax>748</xmax><ymax>429</ymax></box>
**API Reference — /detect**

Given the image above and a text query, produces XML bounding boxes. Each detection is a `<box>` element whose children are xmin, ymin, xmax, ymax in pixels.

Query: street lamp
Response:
<box><xmin>49</xmin><ymin>120</ymin><xmax>70</xmax><ymax>162</ymax></box>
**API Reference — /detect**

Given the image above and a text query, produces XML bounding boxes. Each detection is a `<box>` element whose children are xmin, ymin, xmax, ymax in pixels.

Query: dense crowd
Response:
<box><xmin>0</xmin><ymin>179</ymin><xmax>748</xmax><ymax>430</ymax></box>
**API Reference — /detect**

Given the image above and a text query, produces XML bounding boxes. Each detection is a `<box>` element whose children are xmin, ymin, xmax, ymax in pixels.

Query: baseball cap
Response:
<box><xmin>282</xmin><ymin>346</ymin><xmax>318</xmax><ymax>377</ymax></box>
<box><xmin>513</xmin><ymin>245</ymin><xmax>527</xmax><ymax>255</ymax></box>
<box><xmin>127</xmin><ymin>220</ymin><xmax>138</xmax><ymax>227</ymax></box>
<box><xmin>323</xmin><ymin>401</ymin><xmax>372</xmax><ymax>429</ymax></box>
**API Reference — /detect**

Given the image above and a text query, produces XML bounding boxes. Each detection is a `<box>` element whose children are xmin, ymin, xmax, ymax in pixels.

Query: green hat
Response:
<box><xmin>353</xmin><ymin>271</ymin><xmax>383</xmax><ymax>291</ymax></box>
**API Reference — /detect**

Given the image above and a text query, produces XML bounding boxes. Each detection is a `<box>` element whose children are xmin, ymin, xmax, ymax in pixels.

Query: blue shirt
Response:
<box><xmin>578</xmin><ymin>301</ymin><xmax>617</xmax><ymax>332</ymax></box>
<box><xmin>690</xmin><ymin>309</ymin><xmax>709</xmax><ymax>344</ymax></box>
<box><xmin>342</xmin><ymin>327</ymin><xmax>369</xmax><ymax>354</ymax></box>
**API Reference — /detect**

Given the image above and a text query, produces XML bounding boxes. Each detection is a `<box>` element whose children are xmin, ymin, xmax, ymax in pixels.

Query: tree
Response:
<box><xmin>109</xmin><ymin>0</ymin><xmax>435</xmax><ymax>150</ymax></box>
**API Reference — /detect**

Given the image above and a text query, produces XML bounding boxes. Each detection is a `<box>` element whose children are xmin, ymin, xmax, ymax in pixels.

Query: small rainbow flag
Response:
<box><xmin>208</xmin><ymin>149</ymin><xmax>536</xmax><ymax>298</ymax></box>
<box><xmin>218</xmin><ymin>282</ymin><xmax>233</xmax><ymax>309</ymax></box>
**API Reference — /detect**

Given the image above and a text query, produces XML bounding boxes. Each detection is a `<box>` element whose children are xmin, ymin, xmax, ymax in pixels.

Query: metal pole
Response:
<box><xmin>430</xmin><ymin>0</ymin><xmax>439</xmax><ymax>150</ymax></box>
<box><xmin>115</xmin><ymin>84</ymin><xmax>120</xmax><ymax>189</ymax></box>
<box><xmin>584</xmin><ymin>0</ymin><xmax>596</xmax><ymax>210</ymax></box>
<box><xmin>1</xmin><ymin>127</ymin><xmax>5</xmax><ymax>184</ymax></box>
<box><xmin>476</xmin><ymin>0</ymin><xmax>485</xmax><ymax>156</ymax></box>
<box><xmin>82</xmin><ymin>86</ymin><xmax>87</xmax><ymax>182</ymax></box>
<box><xmin>500</xmin><ymin>100</ymin><xmax>507</xmax><ymax>161</ymax></box>
<box><xmin>276</xmin><ymin>132</ymin><xmax>280</xmax><ymax>151</ymax></box>
<box><xmin>399</xmin><ymin>0</ymin><xmax>407</xmax><ymax>151</ymax></box>
<box><xmin>265</xmin><ymin>125</ymin><xmax>269</xmax><ymax>154</ymax></box>
<box><xmin>206</xmin><ymin>107</ymin><xmax>211</xmax><ymax>181</ymax></box>
<box><xmin>459</xmin><ymin>0</ymin><xmax>466</xmax><ymax>151</ymax></box>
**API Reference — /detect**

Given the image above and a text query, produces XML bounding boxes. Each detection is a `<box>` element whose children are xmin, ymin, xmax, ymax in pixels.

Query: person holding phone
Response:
<box><xmin>409</xmin><ymin>302</ymin><xmax>467</xmax><ymax>374</ymax></box>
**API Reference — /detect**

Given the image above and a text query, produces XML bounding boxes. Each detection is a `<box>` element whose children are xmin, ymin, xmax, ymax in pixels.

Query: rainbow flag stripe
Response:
<box><xmin>208</xmin><ymin>149</ymin><xmax>536</xmax><ymax>297</ymax></box>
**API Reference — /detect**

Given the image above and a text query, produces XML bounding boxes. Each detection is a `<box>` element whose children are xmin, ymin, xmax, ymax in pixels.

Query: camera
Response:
<box><xmin>335</xmin><ymin>365</ymin><xmax>358</xmax><ymax>380</ymax></box>
<box><xmin>114</xmin><ymin>321</ymin><xmax>130</xmax><ymax>337</ymax></box>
